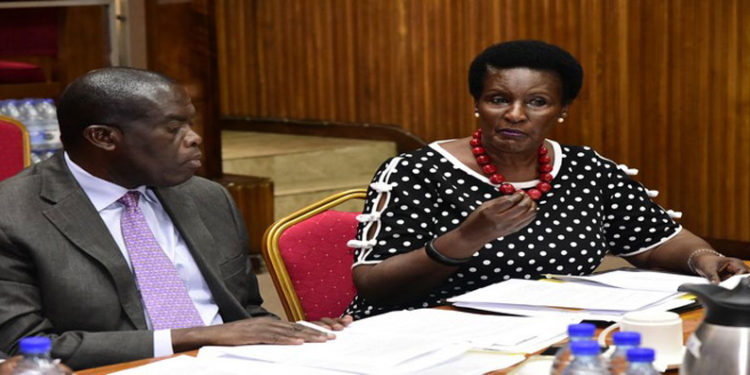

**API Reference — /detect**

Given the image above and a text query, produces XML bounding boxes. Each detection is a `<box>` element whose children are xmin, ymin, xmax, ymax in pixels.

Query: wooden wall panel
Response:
<box><xmin>146</xmin><ymin>0</ymin><xmax>221</xmax><ymax>178</ymax></box>
<box><xmin>215</xmin><ymin>0</ymin><xmax>750</xmax><ymax>243</ymax></box>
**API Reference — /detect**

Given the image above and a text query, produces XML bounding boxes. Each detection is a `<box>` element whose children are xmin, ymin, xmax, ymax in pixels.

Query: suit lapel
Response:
<box><xmin>154</xmin><ymin>187</ymin><xmax>238</xmax><ymax>312</ymax></box>
<box><xmin>39</xmin><ymin>154</ymin><xmax>148</xmax><ymax>329</ymax></box>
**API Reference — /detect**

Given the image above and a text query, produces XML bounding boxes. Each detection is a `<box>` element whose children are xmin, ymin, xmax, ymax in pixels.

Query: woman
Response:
<box><xmin>345</xmin><ymin>40</ymin><xmax>747</xmax><ymax>320</ymax></box>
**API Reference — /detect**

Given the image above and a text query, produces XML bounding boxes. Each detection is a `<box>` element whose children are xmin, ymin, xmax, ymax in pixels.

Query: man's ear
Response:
<box><xmin>82</xmin><ymin>125</ymin><xmax>121</xmax><ymax>151</ymax></box>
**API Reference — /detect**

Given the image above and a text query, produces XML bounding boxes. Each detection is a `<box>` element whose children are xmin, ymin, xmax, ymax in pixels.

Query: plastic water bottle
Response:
<box><xmin>561</xmin><ymin>340</ymin><xmax>607</xmax><ymax>375</ymax></box>
<box><xmin>11</xmin><ymin>337</ymin><xmax>64</xmax><ymax>375</ymax></box>
<box><xmin>0</xmin><ymin>99</ymin><xmax>21</xmax><ymax>118</ymax></box>
<box><xmin>35</xmin><ymin>99</ymin><xmax>62</xmax><ymax>160</ymax></box>
<box><xmin>551</xmin><ymin>323</ymin><xmax>597</xmax><ymax>375</ymax></box>
<box><xmin>16</xmin><ymin>99</ymin><xmax>47</xmax><ymax>163</ymax></box>
<box><xmin>609</xmin><ymin>331</ymin><xmax>641</xmax><ymax>375</ymax></box>
<box><xmin>624</xmin><ymin>348</ymin><xmax>659</xmax><ymax>375</ymax></box>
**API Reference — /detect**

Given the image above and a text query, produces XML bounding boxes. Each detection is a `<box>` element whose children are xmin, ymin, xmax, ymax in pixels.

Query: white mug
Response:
<box><xmin>619</xmin><ymin>311</ymin><xmax>684</xmax><ymax>368</ymax></box>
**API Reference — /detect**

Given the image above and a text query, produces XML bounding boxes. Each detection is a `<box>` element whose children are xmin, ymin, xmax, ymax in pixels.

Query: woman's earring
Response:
<box><xmin>557</xmin><ymin>117</ymin><xmax>565</xmax><ymax>123</ymax></box>
<box><xmin>474</xmin><ymin>112</ymin><xmax>480</xmax><ymax>118</ymax></box>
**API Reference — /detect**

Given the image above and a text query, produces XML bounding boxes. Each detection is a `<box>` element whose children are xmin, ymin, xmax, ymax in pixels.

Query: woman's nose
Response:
<box><xmin>504</xmin><ymin>102</ymin><xmax>527</xmax><ymax>123</ymax></box>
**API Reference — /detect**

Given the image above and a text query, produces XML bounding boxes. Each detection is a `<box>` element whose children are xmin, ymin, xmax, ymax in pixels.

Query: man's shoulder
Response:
<box><xmin>170</xmin><ymin>175</ymin><xmax>225</xmax><ymax>194</ymax></box>
<box><xmin>163</xmin><ymin>176</ymin><xmax>230</xmax><ymax>207</ymax></box>
<box><xmin>0</xmin><ymin>162</ymin><xmax>46</xmax><ymax>202</ymax></box>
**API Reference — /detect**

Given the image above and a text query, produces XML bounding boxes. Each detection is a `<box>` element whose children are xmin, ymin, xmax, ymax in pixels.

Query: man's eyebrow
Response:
<box><xmin>164</xmin><ymin>114</ymin><xmax>190</xmax><ymax>121</ymax></box>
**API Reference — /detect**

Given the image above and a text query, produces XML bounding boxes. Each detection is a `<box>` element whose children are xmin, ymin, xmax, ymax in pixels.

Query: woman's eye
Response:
<box><xmin>529</xmin><ymin>98</ymin><xmax>547</xmax><ymax>107</ymax></box>
<box><xmin>490</xmin><ymin>96</ymin><xmax>508</xmax><ymax>104</ymax></box>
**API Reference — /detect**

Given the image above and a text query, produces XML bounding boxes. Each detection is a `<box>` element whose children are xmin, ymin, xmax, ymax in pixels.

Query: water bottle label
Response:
<box><xmin>686</xmin><ymin>334</ymin><xmax>701</xmax><ymax>359</ymax></box>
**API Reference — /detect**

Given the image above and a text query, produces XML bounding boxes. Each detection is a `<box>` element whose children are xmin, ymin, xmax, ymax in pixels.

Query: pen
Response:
<box><xmin>295</xmin><ymin>320</ymin><xmax>337</xmax><ymax>336</ymax></box>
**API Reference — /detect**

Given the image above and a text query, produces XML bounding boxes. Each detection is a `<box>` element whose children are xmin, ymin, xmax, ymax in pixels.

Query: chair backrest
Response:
<box><xmin>262</xmin><ymin>188</ymin><xmax>366</xmax><ymax>321</ymax></box>
<box><xmin>0</xmin><ymin>115</ymin><xmax>31</xmax><ymax>182</ymax></box>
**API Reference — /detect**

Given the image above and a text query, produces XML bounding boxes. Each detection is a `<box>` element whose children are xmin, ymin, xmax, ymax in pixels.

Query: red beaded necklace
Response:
<box><xmin>470</xmin><ymin>128</ymin><xmax>553</xmax><ymax>200</ymax></box>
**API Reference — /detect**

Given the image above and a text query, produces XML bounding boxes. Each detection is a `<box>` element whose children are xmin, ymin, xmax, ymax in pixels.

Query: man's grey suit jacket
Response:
<box><xmin>0</xmin><ymin>153</ymin><xmax>271</xmax><ymax>369</ymax></box>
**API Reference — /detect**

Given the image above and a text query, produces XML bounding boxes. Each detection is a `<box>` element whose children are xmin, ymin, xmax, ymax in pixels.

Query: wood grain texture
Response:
<box><xmin>216</xmin><ymin>0</ymin><xmax>750</xmax><ymax>244</ymax></box>
<box><xmin>146</xmin><ymin>0</ymin><xmax>222</xmax><ymax>178</ymax></box>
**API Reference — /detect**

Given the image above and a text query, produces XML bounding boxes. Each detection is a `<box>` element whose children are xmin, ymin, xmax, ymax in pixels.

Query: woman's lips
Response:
<box><xmin>498</xmin><ymin>128</ymin><xmax>526</xmax><ymax>137</ymax></box>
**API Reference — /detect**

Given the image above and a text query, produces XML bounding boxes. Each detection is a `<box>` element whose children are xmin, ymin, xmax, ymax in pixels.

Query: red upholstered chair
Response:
<box><xmin>0</xmin><ymin>115</ymin><xmax>31</xmax><ymax>181</ymax></box>
<box><xmin>262</xmin><ymin>189</ymin><xmax>366</xmax><ymax>321</ymax></box>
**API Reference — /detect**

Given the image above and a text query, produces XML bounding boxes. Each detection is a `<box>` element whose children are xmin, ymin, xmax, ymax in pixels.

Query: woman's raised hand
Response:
<box><xmin>458</xmin><ymin>191</ymin><xmax>537</xmax><ymax>244</ymax></box>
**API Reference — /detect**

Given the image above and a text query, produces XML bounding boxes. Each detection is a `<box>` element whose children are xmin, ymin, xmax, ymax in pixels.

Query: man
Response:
<box><xmin>0</xmin><ymin>67</ymin><xmax>350</xmax><ymax>370</ymax></box>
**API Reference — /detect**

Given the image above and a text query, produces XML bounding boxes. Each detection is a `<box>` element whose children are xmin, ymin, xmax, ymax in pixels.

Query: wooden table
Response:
<box><xmin>77</xmin><ymin>308</ymin><xmax>705</xmax><ymax>374</ymax></box>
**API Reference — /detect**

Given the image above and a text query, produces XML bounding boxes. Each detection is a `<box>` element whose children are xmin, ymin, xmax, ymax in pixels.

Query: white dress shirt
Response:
<box><xmin>64</xmin><ymin>153</ymin><xmax>223</xmax><ymax>357</ymax></box>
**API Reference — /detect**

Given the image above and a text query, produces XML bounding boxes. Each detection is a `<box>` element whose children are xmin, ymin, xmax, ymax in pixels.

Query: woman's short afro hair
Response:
<box><xmin>468</xmin><ymin>40</ymin><xmax>583</xmax><ymax>104</ymax></box>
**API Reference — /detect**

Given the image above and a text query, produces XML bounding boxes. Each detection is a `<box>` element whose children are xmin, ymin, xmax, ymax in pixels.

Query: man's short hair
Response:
<box><xmin>57</xmin><ymin>67</ymin><xmax>175</xmax><ymax>148</ymax></box>
<box><xmin>468</xmin><ymin>40</ymin><xmax>583</xmax><ymax>104</ymax></box>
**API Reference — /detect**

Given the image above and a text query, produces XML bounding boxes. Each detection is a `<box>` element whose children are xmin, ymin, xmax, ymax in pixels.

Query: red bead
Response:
<box><xmin>470</xmin><ymin>138</ymin><xmax>481</xmax><ymax>147</ymax></box>
<box><xmin>539</xmin><ymin>155</ymin><xmax>551</xmax><ymax>164</ymax></box>
<box><xmin>473</xmin><ymin>130</ymin><xmax>482</xmax><ymax>139</ymax></box>
<box><xmin>536</xmin><ymin>182</ymin><xmax>551</xmax><ymax>192</ymax></box>
<box><xmin>538</xmin><ymin>146</ymin><xmax>548</xmax><ymax>155</ymax></box>
<box><xmin>499</xmin><ymin>183</ymin><xmax>515</xmax><ymax>194</ymax></box>
<box><xmin>476</xmin><ymin>155</ymin><xmax>490</xmax><ymax>165</ymax></box>
<box><xmin>526</xmin><ymin>188</ymin><xmax>542</xmax><ymax>200</ymax></box>
<box><xmin>472</xmin><ymin>147</ymin><xmax>486</xmax><ymax>156</ymax></box>
<box><xmin>482</xmin><ymin>164</ymin><xmax>497</xmax><ymax>174</ymax></box>
<box><xmin>539</xmin><ymin>164</ymin><xmax>553</xmax><ymax>173</ymax></box>
<box><xmin>539</xmin><ymin>173</ymin><xmax>553</xmax><ymax>182</ymax></box>
<box><xmin>489</xmin><ymin>174</ymin><xmax>505</xmax><ymax>184</ymax></box>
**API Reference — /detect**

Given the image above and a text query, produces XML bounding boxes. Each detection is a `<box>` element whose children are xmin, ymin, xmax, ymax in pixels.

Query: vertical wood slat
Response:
<box><xmin>215</xmin><ymin>0</ymin><xmax>750</xmax><ymax>243</ymax></box>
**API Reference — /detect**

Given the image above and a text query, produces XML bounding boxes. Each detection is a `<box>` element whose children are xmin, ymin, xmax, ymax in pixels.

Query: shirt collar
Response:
<box><xmin>64</xmin><ymin>152</ymin><xmax>157</xmax><ymax>211</ymax></box>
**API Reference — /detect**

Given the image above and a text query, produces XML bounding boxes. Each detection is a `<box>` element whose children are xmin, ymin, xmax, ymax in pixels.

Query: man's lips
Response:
<box><xmin>185</xmin><ymin>154</ymin><xmax>202</xmax><ymax>168</ymax></box>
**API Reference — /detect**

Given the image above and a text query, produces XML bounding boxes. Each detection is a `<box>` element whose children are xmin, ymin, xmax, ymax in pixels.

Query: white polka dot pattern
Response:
<box><xmin>345</xmin><ymin>141</ymin><xmax>681</xmax><ymax>319</ymax></box>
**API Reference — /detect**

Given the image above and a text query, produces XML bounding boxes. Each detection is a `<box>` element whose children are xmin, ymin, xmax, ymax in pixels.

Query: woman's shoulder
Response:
<box><xmin>558</xmin><ymin>143</ymin><xmax>619</xmax><ymax>168</ymax></box>
<box><xmin>381</xmin><ymin>141</ymin><xmax>455</xmax><ymax>166</ymax></box>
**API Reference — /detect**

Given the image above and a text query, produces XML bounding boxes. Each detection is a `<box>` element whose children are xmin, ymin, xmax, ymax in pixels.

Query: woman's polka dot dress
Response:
<box><xmin>345</xmin><ymin>139</ymin><xmax>681</xmax><ymax>319</ymax></box>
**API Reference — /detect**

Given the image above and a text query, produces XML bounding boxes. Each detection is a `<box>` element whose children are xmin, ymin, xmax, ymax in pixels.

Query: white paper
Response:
<box><xmin>544</xmin><ymin>269</ymin><xmax>748</xmax><ymax>293</ymax></box>
<box><xmin>112</xmin><ymin>355</ymin><xmax>352</xmax><ymax>375</ymax></box>
<box><xmin>423</xmin><ymin>351</ymin><xmax>526</xmax><ymax>375</ymax></box>
<box><xmin>342</xmin><ymin>309</ymin><xmax>574</xmax><ymax>347</ymax></box>
<box><xmin>110</xmin><ymin>355</ymin><xmax>230</xmax><ymax>375</ymax></box>
<box><xmin>454</xmin><ymin>292</ymin><xmax>694</xmax><ymax>322</ymax></box>
<box><xmin>448</xmin><ymin>279</ymin><xmax>677</xmax><ymax>311</ymax></box>
<box><xmin>197</xmin><ymin>309</ymin><xmax>575</xmax><ymax>374</ymax></box>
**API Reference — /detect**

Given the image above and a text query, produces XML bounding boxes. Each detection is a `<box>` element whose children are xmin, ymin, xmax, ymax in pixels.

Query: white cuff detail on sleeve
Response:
<box><xmin>618</xmin><ymin>164</ymin><xmax>639</xmax><ymax>176</ymax></box>
<box><xmin>667</xmin><ymin>210</ymin><xmax>683</xmax><ymax>219</ymax></box>
<box><xmin>347</xmin><ymin>239</ymin><xmax>377</xmax><ymax>248</ymax></box>
<box><xmin>356</xmin><ymin>212</ymin><xmax>381</xmax><ymax>223</ymax></box>
<box><xmin>153</xmin><ymin>329</ymin><xmax>174</xmax><ymax>358</ymax></box>
<box><xmin>370</xmin><ymin>182</ymin><xmax>393</xmax><ymax>193</ymax></box>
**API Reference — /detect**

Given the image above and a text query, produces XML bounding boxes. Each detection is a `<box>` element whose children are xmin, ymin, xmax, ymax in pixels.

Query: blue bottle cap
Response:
<box><xmin>569</xmin><ymin>340</ymin><xmax>600</xmax><ymax>356</ymax></box>
<box><xmin>568</xmin><ymin>323</ymin><xmax>596</xmax><ymax>338</ymax></box>
<box><xmin>613</xmin><ymin>331</ymin><xmax>641</xmax><ymax>346</ymax></box>
<box><xmin>19</xmin><ymin>337</ymin><xmax>51</xmax><ymax>355</ymax></box>
<box><xmin>626</xmin><ymin>347</ymin><xmax>656</xmax><ymax>362</ymax></box>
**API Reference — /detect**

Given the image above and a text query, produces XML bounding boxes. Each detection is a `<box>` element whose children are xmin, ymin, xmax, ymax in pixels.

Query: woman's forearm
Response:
<box><xmin>626</xmin><ymin>229</ymin><xmax>711</xmax><ymax>274</ymax></box>
<box><xmin>352</xmin><ymin>229</ymin><xmax>487</xmax><ymax>304</ymax></box>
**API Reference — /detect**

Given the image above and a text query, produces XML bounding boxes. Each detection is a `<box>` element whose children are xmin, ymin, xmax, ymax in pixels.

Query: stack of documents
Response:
<box><xmin>190</xmin><ymin>309</ymin><xmax>578</xmax><ymax>374</ymax></box>
<box><xmin>448</xmin><ymin>270</ymin><xmax>748</xmax><ymax>321</ymax></box>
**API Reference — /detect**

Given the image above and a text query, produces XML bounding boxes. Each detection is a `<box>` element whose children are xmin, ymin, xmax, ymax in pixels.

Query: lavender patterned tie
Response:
<box><xmin>118</xmin><ymin>191</ymin><xmax>204</xmax><ymax>330</ymax></box>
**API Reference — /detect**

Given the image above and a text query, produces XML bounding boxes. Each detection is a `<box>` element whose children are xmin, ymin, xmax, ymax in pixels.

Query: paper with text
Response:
<box><xmin>448</xmin><ymin>279</ymin><xmax>677</xmax><ymax>311</ymax></box>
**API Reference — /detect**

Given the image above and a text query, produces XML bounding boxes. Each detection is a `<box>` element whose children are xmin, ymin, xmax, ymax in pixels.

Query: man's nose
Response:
<box><xmin>185</xmin><ymin>128</ymin><xmax>202</xmax><ymax>147</ymax></box>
